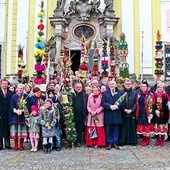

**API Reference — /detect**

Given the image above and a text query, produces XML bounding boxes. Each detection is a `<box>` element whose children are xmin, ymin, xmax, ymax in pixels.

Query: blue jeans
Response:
<box><xmin>55</xmin><ymin>126</ymin><xmax>61</xmax><ymax>148</ymax></box>
<box><xmin>106</xmin><ymin>124</ymin><xmax>119</xmax><ymax>146</ymax></box>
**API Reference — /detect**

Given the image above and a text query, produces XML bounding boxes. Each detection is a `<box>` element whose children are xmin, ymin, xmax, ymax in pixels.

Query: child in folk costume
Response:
<box><xmin>27</xmin><ymin>105</ymin><xmax>40</xmax><ymax>152</ymax></box>
<box><xmin>153</xmin><ymin>84</ymin><xmax>169</xmax><ymax>146</ymax></box>
<box><xmin>39</xmin><ymin>98</ymin><xmax>56</xmax><ymax>154</ymax></box>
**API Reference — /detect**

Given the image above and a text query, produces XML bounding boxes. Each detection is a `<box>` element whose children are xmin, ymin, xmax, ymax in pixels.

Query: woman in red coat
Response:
<box><xmin>153</xmin><ymin>84</ymin><xmax>168</xmax><ymax>146</ymax></box>
<box><xmin>85</xmin><ymin>86</ymin><xmax>106</xmax><ymax>147</ymax></box>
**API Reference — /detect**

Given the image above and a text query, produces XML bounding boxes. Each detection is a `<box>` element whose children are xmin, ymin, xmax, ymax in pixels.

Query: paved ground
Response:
<box><xmin>0</xmin><ymin>139</ymin><xmax>170</xmax><ymax>170</ymax></box>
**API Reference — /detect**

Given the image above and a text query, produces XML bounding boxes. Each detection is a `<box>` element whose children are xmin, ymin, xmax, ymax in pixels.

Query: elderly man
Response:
<box><xmin>72</xmin><ymin>82</ymin><xmax>87</xmax><ymax>147</ymax></box>
<box><xmin>101</xmin><ymin>80</ymin><xmax>124</xmax><ymax>150</ymax></box>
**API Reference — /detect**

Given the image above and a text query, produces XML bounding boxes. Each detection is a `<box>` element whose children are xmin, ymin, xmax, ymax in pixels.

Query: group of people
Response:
<box><xmin>0</xmin><ymin>75</ymin><xmax>170</xmax><ymax>154</ymax></box>
<box><xmin>0</xmin><ymin>79</ymin><xmax>62</xmax><ymax>154</ymax></box>
<box><xmin>73</xmin><ymin>78</ymin><xmax>170</xmax><ymax>150</ymax></box>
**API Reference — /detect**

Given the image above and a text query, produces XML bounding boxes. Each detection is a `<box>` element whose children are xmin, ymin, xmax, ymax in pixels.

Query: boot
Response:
<box><xmin>19</xmin><ymin>138</ymin><xmax>24</xmax><ymax>151</ymax></box>
<box><xmin>160</xmin><ymin>135</ymin><xmax>165</xmax><ymax>147</ymax></box>
<box><xmin>47</xmin><ymin>143</ymin><xmax>53</xmax><ymax>154</ymax></box>
<box><xmin>43</xmin><ymin>144</ymin><xmax>48</xmax><ymax>154</ymax></box>
<box><xmin>155</xmin><ymin>135</ymin><xmax>160</xmax><ymax>146</ymax></box>
<box><xmin>13</xmin><ymin>138</ymin><xmax>18</xmax><ymax>151</ymax></box>
<box><xmin>140</xmin><ymin>136</ymin><xmax>146</xmax><ymax>146</ymax></box>
<box><xmin>140</xmin><ymin>137</ymin><xmax>149</xmax><ymax>146</ymax></box>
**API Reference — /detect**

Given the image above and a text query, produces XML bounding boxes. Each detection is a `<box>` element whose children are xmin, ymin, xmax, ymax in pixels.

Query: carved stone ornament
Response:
<box><xmin>65</xmin><ymin>0</ymin><xmax>102</xmax><ymax>21</ymax></box>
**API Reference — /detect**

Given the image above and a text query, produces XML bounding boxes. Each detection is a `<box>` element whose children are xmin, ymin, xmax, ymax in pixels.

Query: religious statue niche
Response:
<box><xmin>74</xmin><ymin>25</ymin><xmax>95</xmax><ymax>39</ymax></box>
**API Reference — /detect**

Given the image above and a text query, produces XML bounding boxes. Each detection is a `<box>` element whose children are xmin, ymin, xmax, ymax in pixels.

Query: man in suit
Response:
<box><xmin>101</xmin><ymin>80</ymin><xmax>123</xmax><ymax>150</ymax></box>
<box><xmin>0</xmin><ymin>79</ymin><xmax>14</xmax><ymax>150</ymax></box>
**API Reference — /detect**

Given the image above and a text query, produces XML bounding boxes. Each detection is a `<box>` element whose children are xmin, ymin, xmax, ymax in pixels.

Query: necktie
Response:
<box><xmin>111</xmin><ymin>90</ymin><xmax>115</xmax><ymax>96</ymax></box>
<box><xmin>4</xmin><ymin>90</ymin><xmax>7</xmax><ymax>98</ymax></box>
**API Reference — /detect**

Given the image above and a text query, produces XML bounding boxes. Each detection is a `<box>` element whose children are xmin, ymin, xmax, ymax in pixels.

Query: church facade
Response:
<box><xmin>0</xmin><ymin>0</ymin><xmax>169</xmax><ymax>81</ymax></box>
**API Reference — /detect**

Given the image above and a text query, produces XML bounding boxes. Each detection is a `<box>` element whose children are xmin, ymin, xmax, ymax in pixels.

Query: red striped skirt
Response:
<box><xmin>137</xmin><ymin>124</ymin><xmax>154</xmax><ymax>135</ymax></box>
<box><xmin>10</xmin><ymin>124</ymin><xmax>28</xmax><ymax>139</ymax></box>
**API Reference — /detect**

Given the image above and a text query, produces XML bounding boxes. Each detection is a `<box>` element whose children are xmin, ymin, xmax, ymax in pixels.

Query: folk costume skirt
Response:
<box><xmin>85</xmin><ymin>126</ymin><xmax>106</xmax><ymax>147</ymax></box>
<box><xmin>154</xmin><ymin>124</ymin><xmax>167</xmax><ymax>135</ymax></box>
<box><xmin>10</xmin><ymin>124</ymin><xmax>28</xmax><ymax>139</ymax></box>
<box><xmin>137</xmin><ymin>124</ymin><xmax>154</xmax><ymax>135</ymax></box>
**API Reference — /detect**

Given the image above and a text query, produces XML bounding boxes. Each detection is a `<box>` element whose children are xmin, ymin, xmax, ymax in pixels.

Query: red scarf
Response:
<box><xmin>93</xmin><ymin>94</ymin><xmax>99</xmax><ymax>103</ymax></box>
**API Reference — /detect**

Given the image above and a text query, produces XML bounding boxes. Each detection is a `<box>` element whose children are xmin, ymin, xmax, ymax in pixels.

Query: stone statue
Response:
<box><xmin>104</xmin><ymin>0</ymin><xmax>113</xmax><ymax>10</ymax></box>
<box><xmin>92</xmin><ymin>0</ymin><xmax>100</xmax><ymax>9</ymax></box>
<box><xmin>69</xmin><ymin>0</ymin><xmax>78</xmax><ymax>14</ymax></box>
<box><xmin>56</xmin><ymin>0</ymin><xmax>66</xmax><ymax>10</ymax></box>
<box><xmin>90</xmin><ymin>0</ymin><xmax>101</xmax><ymax>14</ymax></box>
<box><xmin>49</xmin><ymin>36</ymin><xmax>57</xmax><ymax>63</ymax></box>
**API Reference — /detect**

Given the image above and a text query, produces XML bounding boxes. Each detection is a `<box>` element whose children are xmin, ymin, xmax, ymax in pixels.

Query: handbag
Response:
<box><xmin>88</xmin><ymin>117</ymin><xmax>98</xmax><ymax>139</ymax></box>
<box><xmin>89</xmin><ymin>127</ymin><xmax>98</xmax><ymax>139</ymax></box>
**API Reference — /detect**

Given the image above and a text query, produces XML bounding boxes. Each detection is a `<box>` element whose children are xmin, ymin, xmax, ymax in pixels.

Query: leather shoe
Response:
<box><xmin>5</xmin><ymin>146</ymin><xmax>12</xmax><ymax>149</ymax></box>
<box><xmin>77</xmin><ymin>143</ymin><xmax>81</xmax><ymax>147</ymax></box>
<box><xmin>106</xmin><ymin>144</ymin><xmax>112</xmax><ymax>150</ymax></box>
<box><xmin>56</xmin><ymin>147</ymin><xmax>60</xmax><ymax>151</ymax></box>
<box><xmin>113</xmin><ymin>144</ymin><xmax>120</xmax><ymax>150</ymax></box>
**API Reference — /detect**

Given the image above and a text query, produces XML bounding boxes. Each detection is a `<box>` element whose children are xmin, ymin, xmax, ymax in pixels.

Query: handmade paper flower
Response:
<box><xmin>35</xmin><ymin>42</ymin><xmax>45</xmax><ymax>50</ymax></box>
<box><xmin>35</xmin><ymin>64</ymin><xmax>46</xmax><ymax>72</ymax></box>
<box><xmin>92</xmin><ymin>67</ymin><xmax>98</xmax><ymax>72</ymax></box>
<box><xmin>18</xmin><ymin>53</ymin><xmax>23</xmax><ymax>58</ymax></box>
<box><xmin>38</xmin><ymin>31</ymin><xmax>44</xmax><ymax>36</ymax></box>
<box><xmin>38</xmin><ymin>11</ymin><xmax>45</xmax><ymax>19</ymax></box>
<box><xmin>34</xmin><ymin>77</ymin><xmax>45</xmax><ymax>85</ymax></box>
<box><xmin>79</xmin><ymin>64</ymin><xmax>88</xmax><ymax>71</ymax></box>
<box><xmin>101</xmin><ymin>60</ymin><xmax>108</xmax><ymax>65</ymax></box>
<box><xmin>102</xmin><ymin>65</ymin><xmax>108</xmax><ymax>70</ymax></box>
<box><xmin>155</xmin><ymin>43</ymin><xmax>163</xmax><ymax>50</ymax></box>
<box><xmin>110</xmin><ymin>61</ymin><xmax>115</xmax><ymax>66</ymax></box>
<box><xmin>36</xmin><ymin>36</ymin><xmax>45</xmax><ymax>42</ymax></box>
<box><xmin>37</xmin><ymin>24</ymin><xmax>44</xmax><ymax>30</ymax></box>
<box><xmin>17</xmin><ymin>70</ymin><xmax>23</xmax><ymax>76</ymax></box>
<box><xmin>111</xmin><ymin>67</ymin><xmax>116</xmax><ymax>72</ymax></box>
<box><xmin>35</xmin><ymin>49</ymin><xmax>45</xmax><ymax>57</ymax></box>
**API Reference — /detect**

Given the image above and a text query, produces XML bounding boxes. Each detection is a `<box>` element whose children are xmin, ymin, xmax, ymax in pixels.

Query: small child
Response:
<box><xmin>28</xmin><ymin>105</ymin><xmax>40</xmax><ymax>152</ymax></box>
<box><xmin>47</xmin><ymin>89</ymin><xmax>63</xmax><ymax>151</ymax></box>
<box><xmin>39</xmin><ymin>98</ymin><xmax>56</xmax><ymax>154</ymax></box>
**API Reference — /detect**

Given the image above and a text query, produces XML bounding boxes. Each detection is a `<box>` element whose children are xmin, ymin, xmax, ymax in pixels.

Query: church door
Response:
<box><xmin>70</xmin><ymin>50</ymin><xmax>81</xmax><ymax>73</ymax></box>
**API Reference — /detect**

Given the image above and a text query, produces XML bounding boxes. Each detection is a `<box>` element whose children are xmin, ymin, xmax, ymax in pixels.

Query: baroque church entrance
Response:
<box><xmin>49</xmin><ymin>0</ymin><xmax>119</xmax><ymax>74</ymax></box>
